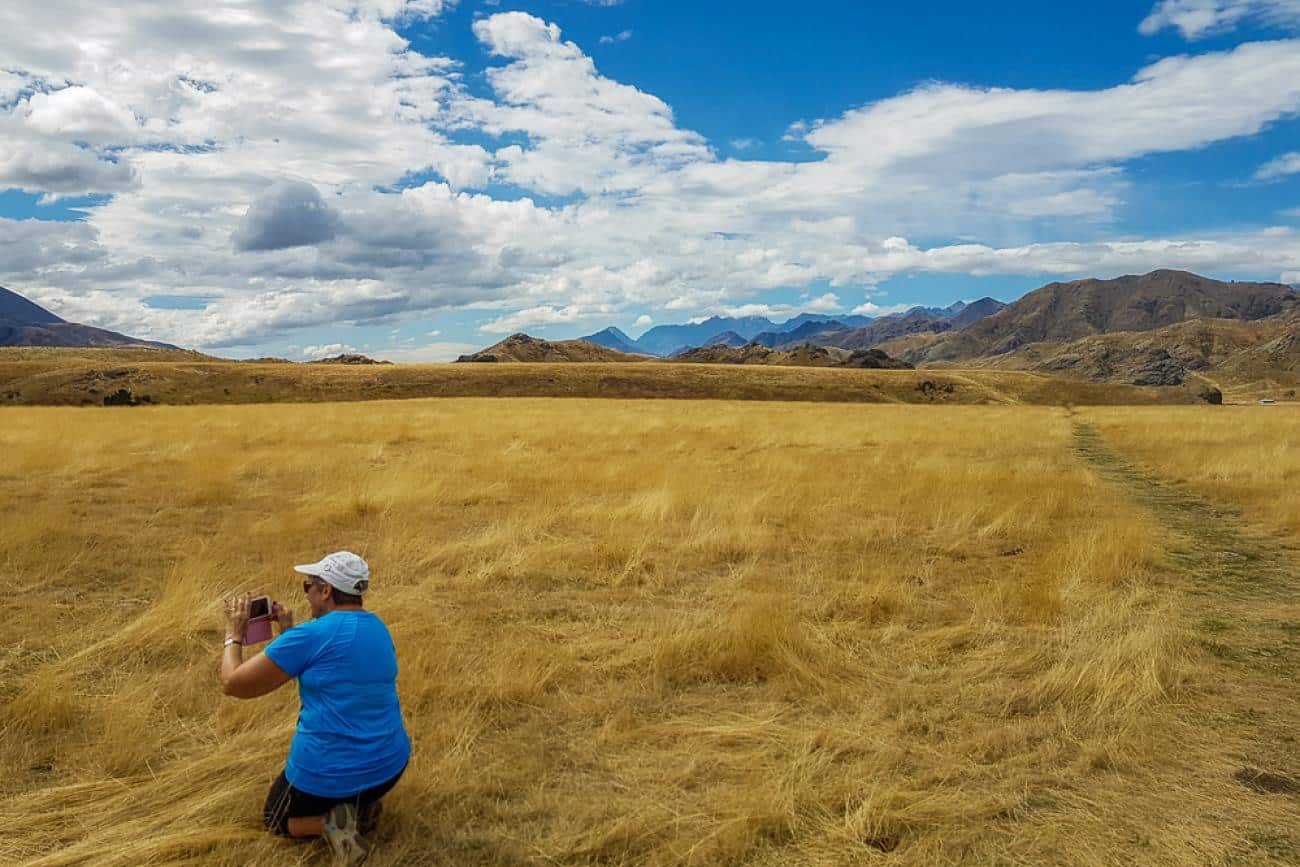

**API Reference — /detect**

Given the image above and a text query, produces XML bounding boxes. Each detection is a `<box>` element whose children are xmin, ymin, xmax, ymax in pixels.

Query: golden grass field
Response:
<box><xmin>1083</xmin><ymin>407</ymin><xmax>1300</xmax><ymax>536</ymax></box>
<box><xmin>1</xmin><ymin>398</ymin><xmax>1297</xmax><ymax>866</ymax></box>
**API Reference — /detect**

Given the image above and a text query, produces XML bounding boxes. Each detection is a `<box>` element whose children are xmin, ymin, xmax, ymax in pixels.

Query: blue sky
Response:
<box><xmin>0</xmin><ymin>0</ymin><xmax>1298</xmax><ymax>359</ymax></box>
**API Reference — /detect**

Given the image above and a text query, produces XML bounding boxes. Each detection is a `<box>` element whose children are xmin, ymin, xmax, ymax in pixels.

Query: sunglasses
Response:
<box><xmin>302</xmin><ymin>579</ymin><xmax>323</xmax><ymax>594</ymax></box>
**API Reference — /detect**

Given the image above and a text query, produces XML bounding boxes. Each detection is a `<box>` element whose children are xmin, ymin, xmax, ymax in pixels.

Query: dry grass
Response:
<box><xmin>0</xmin><ymin>399</ymin><xmax>1293</xmax><ymax>865</ymax></box>
<box><xmin>1083</xmin><ymin>406</ymin><xmax>1300</xmax><ymax>535</ymax></box>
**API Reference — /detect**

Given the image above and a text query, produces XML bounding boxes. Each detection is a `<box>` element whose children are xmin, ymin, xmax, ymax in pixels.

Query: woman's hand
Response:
<box><xmin>223</xmin><ymin>592</ymin><xmax>251</xmax><ymax>639</ymax></box>
<box><xmin>272</xmin><ymin>601</ymin><xmax>294</xmax><ymax>633</ymax></box>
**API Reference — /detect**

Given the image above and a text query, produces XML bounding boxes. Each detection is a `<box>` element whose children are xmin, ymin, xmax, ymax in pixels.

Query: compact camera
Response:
<box><xmin>242</xmin><ymin>595</ymin><xmax>275</xmax><ymax>644</ymax></box>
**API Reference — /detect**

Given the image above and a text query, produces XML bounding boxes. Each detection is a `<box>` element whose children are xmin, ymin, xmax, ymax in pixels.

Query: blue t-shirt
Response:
<box><xmin>264</xmin><ymin>610</ymin><xmax>411</xmax><ymax>798</ymax></box>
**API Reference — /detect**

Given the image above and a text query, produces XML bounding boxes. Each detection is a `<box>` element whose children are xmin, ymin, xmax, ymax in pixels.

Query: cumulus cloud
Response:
<box><xmin>850</xmin><ymin>301</ymin><xmax>913</xmax><ymax>316</ymax></box>
<box><xmin>1140</xmin><ymin>0</ymin><xmax>1300</xmax><ymax>38</ymax></box>
<box><xmin>467</xmin><ymin>12</ymin><xmax>710</xmax><ymax>196</ymax></box>
<box><xmin>22</xmin><ymin>86</ymin><xmax>143</xmax><ymax>144</ymax></box>
<box><xmin>371</xmin><ymin>340</ymin><xmax>480</xmax><ymax>362</ymax></box>
<box><xmin>232</xmin><ymin>181</ymin><xmax>342</xmax><ymax>252</ymax></box>
<box><xmin>301</xmin><ymin>342</ymin><xmax>358</xmax><ymax>358</ymax></box>
<box><xmin>802</xmin><ymin>292</ymin><xmax>842</xmax><ymax>313</ymax></box>
<box><xmin>478</xmin><ymin>302</ymin><xmax>620</xmax><ymax>334</ymax></box>
<box><xmin>0</xmin><ymin>135</ymin><xmax>138</xmax><ymax>197</ymax></box>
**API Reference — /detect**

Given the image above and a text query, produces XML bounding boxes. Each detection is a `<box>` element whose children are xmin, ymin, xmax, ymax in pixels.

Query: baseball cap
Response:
<box><xmin>294</xmin><ymin>551</ymin><xmax>371</xmax><ymax>595</ymax></box>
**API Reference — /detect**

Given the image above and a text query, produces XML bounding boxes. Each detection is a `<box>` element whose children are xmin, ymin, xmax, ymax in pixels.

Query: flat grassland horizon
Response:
<box><xmin>1</xmin><ymin>399</ymin><xmax>1296</xmax><ymax>865</ymax></box>
<box><xmin>0</xmin><ymin>348</ymin><xmax>1214</xmax><ymax>407</ymax></box>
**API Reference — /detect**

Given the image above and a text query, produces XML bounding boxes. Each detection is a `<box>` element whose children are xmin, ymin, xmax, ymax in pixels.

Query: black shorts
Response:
<box><xmin>262</xmin><ymin>763</ymin><xmax>407</xmax><ymax>837</ymax></box>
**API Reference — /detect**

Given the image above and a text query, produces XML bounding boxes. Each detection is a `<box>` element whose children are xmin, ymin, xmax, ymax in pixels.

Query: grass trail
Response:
<box><xmin>1072</xmin><ymin>421</ymin><xmax>1300</xmax><ymax>859</ymax></box>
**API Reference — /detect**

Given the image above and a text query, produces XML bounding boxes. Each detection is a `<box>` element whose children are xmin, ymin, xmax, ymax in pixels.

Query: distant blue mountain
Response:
<box><xmin>751</xmin><ymin>319</ymin><xmax>850</xmax><ymax>347</ymax></box>
<box><xmin>635</xmin><ymin>315</ymin><xmax>778</xmax><ymax>356</ymax></box>
<box><xmin>578</xmin><ymin>326</ymin><xmax>643</xmax><ymax>354</ymax></box>
<box><xmin>775</xmin><ymin>312</ymin><xmax>874</xmax><ymax>331</ymax></box>
<box><xmin>0</xmin><ymin>285</ymin><xmax>63</xmax><ymax>325</ymax></box>
<box><xmin>576</xmin><ymin>311</ymin><xmax>879</xmax><ymax>357</ymax></box>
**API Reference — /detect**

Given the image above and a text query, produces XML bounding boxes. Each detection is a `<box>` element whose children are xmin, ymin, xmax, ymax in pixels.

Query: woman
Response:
<box><xmin>220</xmin><ymin>550</ymin><xmax>410</xmax><ymax>867</ymax></box>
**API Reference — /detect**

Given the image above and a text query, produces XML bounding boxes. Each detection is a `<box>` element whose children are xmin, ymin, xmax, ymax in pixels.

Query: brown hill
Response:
<box><xmin>457</xmin><ymin>333</ymin><xmax>647</xmax><ymax>363</ymax></box>
<box><xmin>307</xmin><ymin>353</ymin><xmax>391</xmax><ymax>365</ymax></box>
<box><xmin>954</xmin><ymin>317</ymin><xmax>1299</xmax><ymax>400</ymax></box>
<box><xmin>914</xmin><ymin>270</ymin><xmax>1296</xmax><ymax>363</ymax></box>
<box><xmin>673</xmin><ymin>342</ymin><xmax>913</xmax><ymax>369</ymax></box>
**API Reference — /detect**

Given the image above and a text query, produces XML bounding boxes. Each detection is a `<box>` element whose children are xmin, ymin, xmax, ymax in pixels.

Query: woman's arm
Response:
<box><xmin>221</xmin><ymin>649</ymin><xmax>292</xmax><ymax>698</ymax></box>
<box><xmin>220</xmin><ymin>592</ymin><xmax>293</xmax><ymax>699</ymax></box>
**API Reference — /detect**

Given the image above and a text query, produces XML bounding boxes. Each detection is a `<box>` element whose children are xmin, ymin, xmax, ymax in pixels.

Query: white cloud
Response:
<box><xmin>300</xmin><ymin>342</ymin><xmax>358</xmax><ymax>359</ymax></box>
<box><xmin>1257</xmin><ymin>151</ymin><xmax>1300</xmax><ymax>180</ymax></box>
<box><xmin>599</xmin><ymin>30</ymin><xmax>632</xmax><ymax>45</ymax></box>
<box><xmin>232</xmin><ymin>181</ymin><xmax>342</xmax><ymax>251</ymax></box>
<box><xmin>730</xmin><ymin>138</ymin><xmax>757</xmax><ymax>150</ymax></box>
<box><xmin>850</xmin><ymin>301</ymin><xmax>913</xmax><ymax>316</ymax></box>
<box><xmin>371</xmin><ymin>340</ymin><xmax>479</xmax><ymax>362</ymax></box>
<box><xmin>802</xmin><ymin>292</ymin><xmax>842</xmax><ymax>313</ymax></box>
<box><xmin>477</xmin><ymin>302</ymin><xmax>619</xmax><ymax>334</ymax></box>
<box><xmin>634</xmin><ymin>314</ymin><xmax>652</xmax><ymax>327</ymax></box>
<box><xmin>22</xmin><ymin>86</ymin><xmax>142</xmax><ymax>144</ymax></box>
<box><xmin>1140</xmin><ymin>0</ymin><xmax>1300</xmax><ymax>39</ymax></box>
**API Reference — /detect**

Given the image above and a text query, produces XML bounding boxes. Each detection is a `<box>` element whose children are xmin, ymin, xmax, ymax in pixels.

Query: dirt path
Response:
<box><xmin>1072</xmin><ymin>421</ymin><xmax>1300</xmax><ymax>858</ymax></box>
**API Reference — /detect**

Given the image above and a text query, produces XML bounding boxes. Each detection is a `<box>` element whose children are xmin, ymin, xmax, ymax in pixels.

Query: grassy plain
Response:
<box><xmin>0</xmin><ymin>348</ymin><xmax>1204</xmax><ymax>407</ymax></box>
<box><xmin>0</xmin><ymin>399</ymin><xmax>1296</xmax><ymax>865</ymax></box>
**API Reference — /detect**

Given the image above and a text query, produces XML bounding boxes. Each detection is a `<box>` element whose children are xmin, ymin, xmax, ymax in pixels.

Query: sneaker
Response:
<box><xmin>323</xmin><ymin>802</ymin><xmax>371</xmax><ymax>867</ymax></box>
<box><xmin>359</xmin><ymin>800</ymin><xmax>383</xmax><ymax>835</ymax></box>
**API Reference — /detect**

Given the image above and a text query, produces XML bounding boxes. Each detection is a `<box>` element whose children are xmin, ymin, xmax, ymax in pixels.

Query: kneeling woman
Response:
<box><xmin>219</xmin><ymin>551</ymin><xmax>410</xmax><ymax>867</ymax></box>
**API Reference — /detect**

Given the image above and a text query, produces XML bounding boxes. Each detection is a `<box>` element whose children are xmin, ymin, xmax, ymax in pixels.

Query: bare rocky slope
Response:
<box><xmin>910</xmin><ymin>270</ymin><xmax>1297</xmax><ymax>363</ymax></box>
<box><xmin>456</xmin><ymin>332</ymin><xmax>648</xmax><ymax>363</ymax></box>
<box><xmin>672</xmin><ymin>343</ymin><xmax>913</xmax><ymax>369</ymax></box>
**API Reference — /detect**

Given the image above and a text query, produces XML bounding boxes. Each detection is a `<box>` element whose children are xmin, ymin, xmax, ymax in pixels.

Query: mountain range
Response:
<box><xmin>475</xmin><ymin>270</ymin><xmax>1298</xmax><ymax>397</ymax></box>
<box><xmin>580</xmin><ymin>301</ymin><xmax>1003</xmax><ymax>358</ymax></box>
<box><xmin>0</xmin><ymin>286</ymin><xmax>175</xmax><ymax>349</ymax></box>
<box><xmin>582</xmin><ymin>312</ymin><xmax>878</xmax><ymax>357</ymax></box>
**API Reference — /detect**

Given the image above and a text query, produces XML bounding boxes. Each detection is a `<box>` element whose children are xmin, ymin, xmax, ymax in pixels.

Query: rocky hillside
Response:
<box><xmin>456</xmin><ymin>333</ymin><xmax>647</xmax><ymax>363</ymax></box>
<box><xmin>954</xmin><ymin>315</ymin><xmax>1298</xmax><ymax>399</ymax></box>
<box><xmin>913</xmin><ymin>270</ymin><xmax>1297</xmax><ymax>363</ymax></box>
<box><xmin>672</xmin><ymin>342</ymin><xmax>913</xmax><ymax>369</ymax></box>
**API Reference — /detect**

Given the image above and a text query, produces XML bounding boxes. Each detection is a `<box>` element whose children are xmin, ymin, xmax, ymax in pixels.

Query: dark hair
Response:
<box><xmin>330</xmin><ymin>587</ymin><xmax>364</xmax><ymax>606</ymax></box>
<box><xmin>314</xmin><ymin>578</ymin><xmax>364</xmax><ymax>607</ymax></box>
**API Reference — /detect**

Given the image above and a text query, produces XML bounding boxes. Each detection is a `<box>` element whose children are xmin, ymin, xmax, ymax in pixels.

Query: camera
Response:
<box><xmin>242</xmin><ymin>595</ymin><xmax>275</xmax><ymax>644</ymax></box>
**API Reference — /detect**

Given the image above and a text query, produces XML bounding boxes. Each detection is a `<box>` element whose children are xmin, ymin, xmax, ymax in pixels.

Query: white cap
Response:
<box><xmin>294</xmin><ymin>551</ymin><xmax>371</xmax><ymax>596</ymax></box>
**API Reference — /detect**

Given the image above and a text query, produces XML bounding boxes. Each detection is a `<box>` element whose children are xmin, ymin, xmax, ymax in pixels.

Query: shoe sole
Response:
<box><xmin>324</xmin><ymin>802</ymin><xmax>372</xmax><ymax>867</ymax></box>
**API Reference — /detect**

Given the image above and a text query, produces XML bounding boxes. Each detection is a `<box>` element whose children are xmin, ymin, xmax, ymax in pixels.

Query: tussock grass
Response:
<box><xmin>0</xmin><ymin>400</ymin><xmax>1289</xmax><ymax>865</ymax></box>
